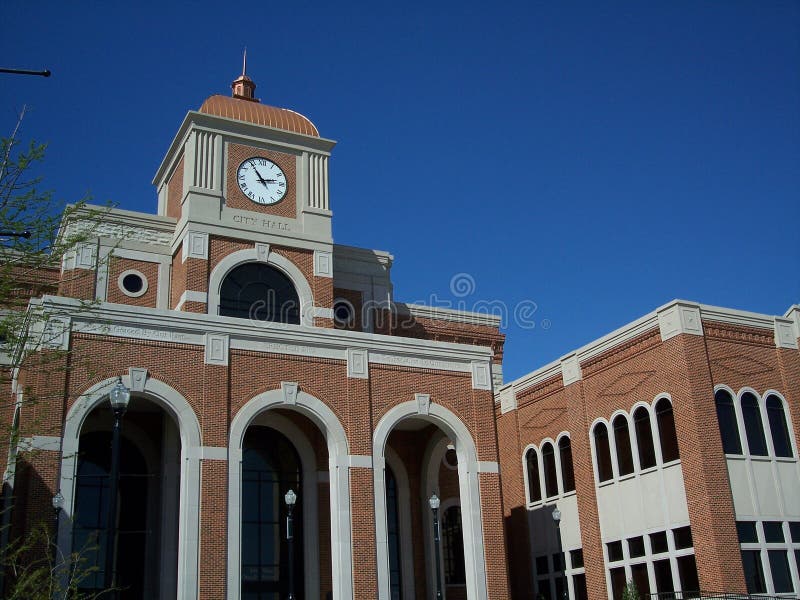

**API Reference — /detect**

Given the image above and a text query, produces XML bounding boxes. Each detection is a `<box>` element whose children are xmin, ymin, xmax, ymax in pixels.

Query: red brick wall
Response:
<box><xmin>166</xmin><ymin>157</ymin><xmax>184</xmax><ymax>219</ymax></box>
<box><xmin>106</xmin><ymin>257</ymin><xmax>159</xmax><ymax>308</ymax></box>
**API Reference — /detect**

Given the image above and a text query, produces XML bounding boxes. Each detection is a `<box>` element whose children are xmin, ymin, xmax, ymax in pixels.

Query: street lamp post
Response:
<box><xmin>285</xmin><ymin>489</ymin><xmax>297</xmax><ymax>600</ymax></box>
<box><xmin>551</xmin><ymin>507</ymin><xmax>567</xmax><ymax>600</ymax></box>
<box><xmin>429</xmin><ymin>493</ymin><xmax>443</xmax><ymax>600</ymax></box>
<box><xmin>51</xmin><ymin>491</ymin><xmax>64</xmax><ymax>566</ymax></box>
<box><xmin>104</xmin><ymin>377</ymin><xmax>130</xmax><ymax>596</ymax></box>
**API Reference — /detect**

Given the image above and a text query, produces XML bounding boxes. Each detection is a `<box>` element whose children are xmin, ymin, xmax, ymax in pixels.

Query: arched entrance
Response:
<box><xmin>228</xmin><ymin>388</ymin><xmax>353</xmax><ymax>600</ymax></box>
<box><xmin>374</xmin><ymin>401</ymin><xmax>489</xmax><ymax>600</ymax></box>
<box><xmin>72</xmin><ymin>396</ymin><xmax>181</xmax><ymax>599</ymax></box>
<box><xmin>58</xmin><ymin>375</ymin><xmax>203</xmax><ymax>600</ymax></box>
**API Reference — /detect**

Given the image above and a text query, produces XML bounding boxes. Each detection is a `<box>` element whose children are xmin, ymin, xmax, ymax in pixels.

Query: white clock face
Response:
<box><xmin>237</xmin><ymin>157</ymin><xmax>288</xmax><ymax>205</ymax></box>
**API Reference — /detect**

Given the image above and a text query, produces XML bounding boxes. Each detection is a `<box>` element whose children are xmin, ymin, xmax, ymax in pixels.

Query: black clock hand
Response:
<box><xmin>252</xmin><ymin>167</ymin><xmax>270</xmax><ymax>186</ymax></box>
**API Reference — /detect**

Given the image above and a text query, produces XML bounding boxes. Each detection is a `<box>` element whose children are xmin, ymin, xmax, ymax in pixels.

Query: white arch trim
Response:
<box><xmin>228</xmin><ymin>388</ymin><xmax>352</xmax><ymax>600</ymax></box>
<box><xmin>59</xmin><ymin>375</ymin><xmax>202</xmax><ymax>600</ymax></box>
<box><xmin>373</xmin><ymin>401</ymin><xmax>488</xmax><ymax>600</ymax></box>
<box><xmin>207</xmin><ymin>247</ymin><xmax>315</xmax><ymax>326</ymax></box>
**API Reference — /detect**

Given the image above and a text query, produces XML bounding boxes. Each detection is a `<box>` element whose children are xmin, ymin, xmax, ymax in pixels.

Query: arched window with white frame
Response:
<box><xmin>525</xmin><ymin>447</ymin><xmax>542</xmax><ymax>503</ymax></box>
<box><xmin>715</xmin><ymin>389</ymin><xmax>742</xmax><ymax>455</ymax></box>
<box><xmin>633</xmin><ymin>406</ymin><xmax>657</xmax><ymax>469</ymax></box>
<box><xmin>558</xmin><ymin>436</ymin><xmax>575</xmax><ymax>493</ymax></box>
<box><xmin>593</xmin><ymin>422</ymin><xmax>613</xmax><ymax>483</ymax></box>
<box><xmin>741</xmin><ymin>392</ymin><xmax>768</xmax><ymax>456</ymax></box>
<box><xmin>541</xmin><ymin>442</ymin><xmax>559</xmax><ymax>498</ymax></box>
<box><xmin>613</xmin><ymin>415</ymin><xmax>634</xmax><ymax>476</ymax></box>
<box><xmin>765</xmin><ymin>394</ymin><xmax>794</xmax><ymax>458</ymax></box>
<box><xmin>655</xmin><ymin>398</ymin><xmax>680</xmax><ymax>463</ymax></box>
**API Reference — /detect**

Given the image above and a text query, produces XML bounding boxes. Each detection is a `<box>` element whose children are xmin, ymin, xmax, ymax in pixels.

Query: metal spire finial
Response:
<box><xmin>242</xmin><ymin>48</ymin><xmax>247</xmax><ymax>76</ymax></box>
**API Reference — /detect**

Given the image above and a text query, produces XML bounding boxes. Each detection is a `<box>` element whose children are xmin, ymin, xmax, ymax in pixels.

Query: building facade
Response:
<box><xmin>498</xmin><ymin>301</ymin><xmax>800</xmax><ymax>599</ymax></box>
<box><xmin>1</xmin><ymin>72</ymin><xmax>799</xmax><ymax>600</ymax></box>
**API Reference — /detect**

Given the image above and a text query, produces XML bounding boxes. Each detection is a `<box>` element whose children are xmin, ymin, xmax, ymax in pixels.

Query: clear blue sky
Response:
<box><xmin>2</xmin><ymin>1</ymin><xmax>798</xmax><ymax>381</ymax></box>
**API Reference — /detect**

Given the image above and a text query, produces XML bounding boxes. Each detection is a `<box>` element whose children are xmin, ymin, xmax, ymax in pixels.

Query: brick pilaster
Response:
<box><xmin>667</xmin><ymin>334</ymin><xmax>747</xmax><ymax>593</ymax></box>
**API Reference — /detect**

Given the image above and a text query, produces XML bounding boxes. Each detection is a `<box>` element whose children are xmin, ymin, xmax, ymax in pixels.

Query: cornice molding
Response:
<box><xmin>397</xmin><ymin>303</ymin><xmax>502</xmax><ymax>328</ymax></box>
<box><xmin>38</xmin><ymin>296</ymin><xmax>493</xmax><ymax>377</ymax></box>
<box><xmin>498</xmin><ymin>299</ymin><xmax>795</xmax><ymax>407</ymax></box>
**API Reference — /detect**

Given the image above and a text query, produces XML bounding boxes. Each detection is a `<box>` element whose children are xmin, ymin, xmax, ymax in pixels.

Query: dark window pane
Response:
<box><xmin>737</xmin><ymin>521</ymin><xmax>758</xmax><ymax>543</ymax></box>
<box><xmin>610</xmin><ymin>567</ymin><xmax>627</xmax><ymax>600</ymax></box>
<box><xmin>673</xmin><ymin>526</ymin><xmax>693</xmax><ymax>550</ymax></box>
<box><xmin>741</xmin><ymin>393</ymin><xmax>768</xmax><ymax>456</ymax></box>
<box><xmin>628</xmin><ymin>536</ymin><xmax>645</xmax><ymax>558</ymax></box>
<box><xmin>650</xmin><ymin>531</ymin><xmax>668</xmax><ymax>554</ymax></box>
<box><xmin>607</xmin><ymin>541</ymin><xmax>623</xmax><ymax>562</ymax></box>
<box><xmin>656</xmin><ymin>398</ymin><xmax>680</xmax><ymax>463</ymax></box>
<box><xmin>526</xmin><ymin>448</ymin><xmax>542</xmax><ymax>503</ymax></box>
<box><xmin>677</xmin><ymin>554</ymin><xmax>700</xmax><ymax>594</ymax></box>
<box><xmin>536</xmin><ymin>580</ymin><xmax>552</xmax><ymax>600</ymax></box>
<box><xmin>385</xmin><ymin>467</ymin><xmax>403</xmax><ymax>600</ymax></box>
<box><xmin>633</xmin><ymin>407</ymin><xmax>657</xmax><ymax>469</ymax></box>
<box><xmin>559</xmin><ymin>437</ymin><xmax>576</xmax><ymax>493</ymax></box>
<box><xmin>594</xmin><ymin>423</ymin><xmax>613</xmax><ymax>482</ymax></box>
<box><xmin>570</xmin><ymin>549</ymin><xmax>584</xmax><ymax>569</ymax></box>
<box><xmin>763</xmin><ymin>521</ymin><xmax>785</xmax><ymax>543</ymax></box>
<box><xmin>220</xmin><ymin>263</ymin><xmax>301</xmax><ymax>324</ymax></box>
<box><xmin>715</xmin><ymin>389</ymin><xmax>743</xmax><ymax>454</ymax></box>
<box><xmin>613</xmin><ymin>416</ymin><xmax>634</xmax><ymax>476</ymax></box>
<box><xmin>121</xmin><ymin>273</ymin><xmax>143</xmax><ymax>293</ymax></box>
<box><xmin>542</xmin><ymin>442</ymin><xmax>559</xmax><ymax>497</ymax></box>
<box><xmin>555</xmin><ymin>575</ymin><xmax>567</xmax><ymax>600</ymax></box>
<box><xmin>768</xmin><ymin>550</ymin><xmax>794</xmax><ymax>593</ymax></box>
<box><xmin>536</xmin><ymin>555</ymin><xmax>549</xmax><ymax>575</ymax></box>
<box><xmin>789</xmin><ymin>522</ymin><xmax>800</xmax><ymax>543</ymax></box>
<box><xmin>766</xmin><ymin>396</ymin><xmax>794</xmax><ymax>458</ymax></box>
<box><xmin>742</xmin><ymin>550</ymin><xmax>766</xmax><ymax>594</ymax></box>
<box><xmin>654</xmin><ymin>558</ymin><xmax>674</xmax><ymax>593</ymax></box>
<box><xmin>631</xmin><ymin>562</ymin><xmax>651</xmax><ymax>597</ymax></box>
<box><xmin>572</xmin><ymin>573</ymin><xmax>588</xmax><ymax>600</ymax></box>
<box><xmin>552</xmin><ymin>552</ymin><xmax>564</xmax><ymax>572</ymax></box>
<box><xmin>442</xmin><ymin>506</ymin><xmax>466</xmax><ymax>585</ymax></box>
<box><xmin>241</xmin><ymin>426</ymin><xmax>303</xmax><ymax>598</ymax></box>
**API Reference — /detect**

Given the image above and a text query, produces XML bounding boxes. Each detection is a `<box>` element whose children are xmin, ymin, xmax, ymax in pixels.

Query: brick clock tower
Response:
<box><xmin>153</xmin><ymin>68</ymin><xmax>342</xmax><ymax>324</ymax></box>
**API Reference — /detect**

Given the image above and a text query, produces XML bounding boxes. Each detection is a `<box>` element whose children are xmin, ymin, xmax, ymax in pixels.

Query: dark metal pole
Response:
<box><xmin>0</xmin><ymin>230</ymin><xmax>31</xmax><ymax>238</ymax></box>
<box><xmin>104</xmin><ymin>408</ymin><xmax>124</xmax><ymax>596</ymax></box>
<box><xmin>555</xmin><ymin>520</ymin><xmax>566</xmax><ymax>600</ymax></box>
<box><xmin>287</xmin><ymin>502</ymin><xmax>295</xmax><ymax>600</ymax></box>
<box><xmin>432</xmin><ymin>505</ymin><xmax>443</xmax><ymax>600</ymax></box>
<box><xmin>0</xmin><ymin>68</ymin><xmax>51</xmax><ymax>77</ymax></box>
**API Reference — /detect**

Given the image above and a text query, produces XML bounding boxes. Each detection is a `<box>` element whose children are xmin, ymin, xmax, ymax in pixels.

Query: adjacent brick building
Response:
<box><xmin>2</xmin><ymin>69</ymin><xmax>798</xmax><ymax>600</ymax></box>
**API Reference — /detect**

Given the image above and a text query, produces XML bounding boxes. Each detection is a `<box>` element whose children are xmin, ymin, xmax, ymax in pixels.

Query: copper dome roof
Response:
<box><xmin>199</xmin><ymin>95</ymin><xmax>320</xmax><ymax>137</ymax></box>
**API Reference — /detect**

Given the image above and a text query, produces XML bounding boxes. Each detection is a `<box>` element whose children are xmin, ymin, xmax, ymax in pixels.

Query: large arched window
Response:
<box><xmin>542</xmin><ymin>442</ymin><xmax>559</xmax><ymax>497</ymax></box>
<box><xmin>741</xmin><ymin>393</ymin><xmax>768</xmax><ymax>456</ymax></box>
<box><xmin>73</xmin><ymin>432</ymin><xmax>149</xmax><ymax>597</ymax></box>
<box><xmin>558</xmin><ymin>437</ymin><xmax>576</xmax><ymax>493</ymax></box>
<box><xmin>593</xmin><ymin>423</ymin><xmax>613</xmax><ymax>483</ymax></box>
<box><xmin>633</xmin><ymin>407</ymin><xmax>657</xmax><ymax>469</ymax></box>
<box><xmin>242</xmin><ymin>426</ymin><xmax>304</xmax><ymax>599</ymax></box>
<box><xmin>765</xmin><ymin>395</ymin><xmax>793</xmax><ymax>458</ymax></box>
<box><xmin>655</xmin><ymin>398</ymin><xmax>680</xmax><ymax>463</ymax></box>
<box><xmin>613</xmin><ymin>415</ymin><xmax>634</xmax><ymax>476</ymax></box>
<box><xmin>525</xmin><ymin>448</ymin><xmax>542</xmax><ymax>503</ymax></box>
<box><xmin>220</xmin><ymin>263</ymin><xmax>301</xmax><ymax>324</ymax></box>
<box><xmin>715</xmin><ymin>389</ymin><xmax>742</xmax><ymax>455</ymax></box>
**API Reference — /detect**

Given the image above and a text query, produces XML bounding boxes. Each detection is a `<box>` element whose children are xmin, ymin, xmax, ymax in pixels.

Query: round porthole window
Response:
<box><xmin>443</xmin><ymin>446</ymin><xmax>458</xmax><ymax>470</ymax></box>
<box><xmin>333</xmin><ymin>299</ymin><xmax>355</xmax><ymax>327</ymax></box>
<box><xmin>118</xmin><ymin>269</ymin><xmax>148</xmax><ymax>298</ymax></box>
